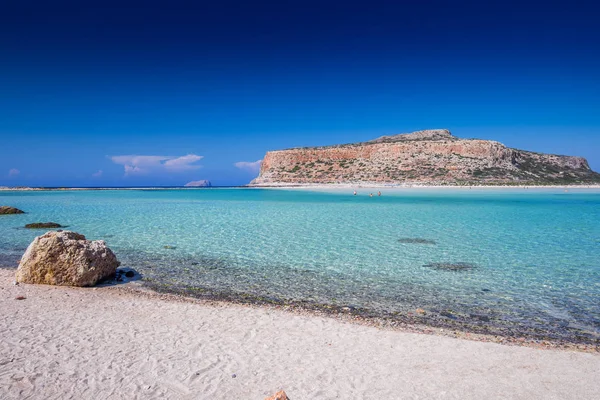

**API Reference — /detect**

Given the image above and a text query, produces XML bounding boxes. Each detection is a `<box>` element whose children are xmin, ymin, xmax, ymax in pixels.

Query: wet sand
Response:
<box><xmin>1</xmin><ymin>269</ymin><xmax>599</xmax><ymax>399</ymax></box>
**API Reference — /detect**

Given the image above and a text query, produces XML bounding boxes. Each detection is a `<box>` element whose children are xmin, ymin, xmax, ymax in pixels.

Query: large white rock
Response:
<box><xmin>16</xmin><ymin>231</ymin><xmax>120</xmax><ymax>287</ymax></box>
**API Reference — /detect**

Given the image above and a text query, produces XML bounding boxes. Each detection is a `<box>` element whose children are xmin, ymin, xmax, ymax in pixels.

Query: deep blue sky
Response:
<box><xmin>1</xmin><ymin>0</ymin><xmax>599</xmax><ymax>186</ymax></box>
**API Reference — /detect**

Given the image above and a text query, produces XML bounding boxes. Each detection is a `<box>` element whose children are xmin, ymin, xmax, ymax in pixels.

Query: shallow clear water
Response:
<box><xmin>1</xmin><ymin>188</ymin><xmax>599</xmax><ymax>342</ymax></box>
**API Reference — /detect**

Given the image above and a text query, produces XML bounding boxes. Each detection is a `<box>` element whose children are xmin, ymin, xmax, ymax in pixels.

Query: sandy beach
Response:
<box><xmin>1</xmin><ymin>269</ymin><xmax>599</xmax><ymax>400</ymax></box>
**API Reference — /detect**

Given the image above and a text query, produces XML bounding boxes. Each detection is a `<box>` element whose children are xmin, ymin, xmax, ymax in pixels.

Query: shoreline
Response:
<box><xmin>2</xmin><ymin>268</ymin><xmax>600</xmax><ymax>399</ymax></box>
<box><xmin>2</xmin><ymin>183</ymin><xmax>600</xmax><ymax>192</ymax></box>
<box><xmin>143</xmin><ymin>280</ymin><xmax>599</xmax><ymax>353</ymax></box>
<box><xmin>3</xmin><ymin>264</ymin><xmax>596</xmax><ymax>352</ymax></box>
<box><xmin>2</xmin><ymin>246</ymin><xmax>599</xmax><ymax>351</ymax></box>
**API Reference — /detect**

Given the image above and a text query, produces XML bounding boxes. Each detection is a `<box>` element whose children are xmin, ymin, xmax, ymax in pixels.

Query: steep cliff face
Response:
<box><xmin>250</xmin><ymin>129</ymin><xmax>600</xmax><ymax>186</ymax></box>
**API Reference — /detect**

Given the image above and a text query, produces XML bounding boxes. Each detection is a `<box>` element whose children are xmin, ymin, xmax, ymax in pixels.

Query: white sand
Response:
<box><xmin>1</xmin><ymin>269</ymin><xmax>599</xmax><ymax>400</ymax></box>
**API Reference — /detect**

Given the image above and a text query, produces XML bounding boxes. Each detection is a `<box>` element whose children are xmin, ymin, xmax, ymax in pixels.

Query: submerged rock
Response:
<box><xmin>0</xmin><ymin>206</ymin><xmax>25</xmax><ymax>215</ymax></box>
<box><xmin>16</xmin><ymin>231</ymin><xmax>120</xmax><ymax>287</ymax></box>
<box><xmin>163</xmin><ymin>245</ymin><xmax>177</xmax><ymax>250</ymax></box>
<box><xmin>398</xmin><ymin>238</ymin><xmax>437</xmax><ymax>245</ymax></box>
<box><xmin>470</xmin><ymin>313</ymin><xmax>491</xmax><ymax>322</ymax></box>
<box><xmin>440</xmin><ymin>311</ymin><xmax>458</xmax><ymax>319</ymax></box>
<box><xmin>25</xmin><ymin>222</ymin><xmax>63</xmax><ymax>229</ymax></box>
<box><xmin>424</xmin><ymin>262</ymin><xmax>475</xmax><ymax>271</ymax></box>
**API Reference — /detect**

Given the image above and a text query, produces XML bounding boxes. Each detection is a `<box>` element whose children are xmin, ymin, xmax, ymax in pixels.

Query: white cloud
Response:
<box><xmin>111</xmin><ymin>155</ymin><xmax>170</xmax><ymax>168</ymax></box>
<box><xmin>92</xmin><ymin>170</ymin><xmax>103</xmax><ymax>177</ymax></box>
<box><xmin>110</xmin><ymin>154</ymin><xmax>203</xmax><ymax>176</ymax></box>
<box><xmin>164</xmin><ymin>154</ymin><xmax>204</xmax><ymax>172</ymax></box>
<box><xmin>234</xmin><ymin>159</ymin><xmax>262</xmax><ymax>174</ymax></box>
<box><xmin>124</xmin><ymin>165</ymin><xmax>144</xmax><ymax>175</ymax></box>
<box><xmin>8</xmin><ymin>168</ymin><xmax>20</xmax><ymax>177</ymax></box>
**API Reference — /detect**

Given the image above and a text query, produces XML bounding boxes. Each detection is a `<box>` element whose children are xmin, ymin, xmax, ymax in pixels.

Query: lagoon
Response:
<box><xmin>1</xmin><ymin>188</ymin><xmax>599</xmax><ymax>343</ymax></box>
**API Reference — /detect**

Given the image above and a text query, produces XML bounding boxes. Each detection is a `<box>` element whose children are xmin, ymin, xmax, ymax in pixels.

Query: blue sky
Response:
<box><xmin>1</xmin><ymin>0</ymin><xmax>599</xmax><ymax>186</ymax></box>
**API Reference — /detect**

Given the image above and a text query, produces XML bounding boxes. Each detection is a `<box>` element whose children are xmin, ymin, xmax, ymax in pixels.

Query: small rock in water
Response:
<box><xmin>482</xmin><ymin>288</ymin><xmax>491</xmax><ymax>292</ymax></box>
<box><xmin>0</xmin><ymin>206</ymin><xmax>25</xmax><ymax>215</ymax></box>
<box><xmin>440</xmin><ymin>311</ymin><xmax>458</xmax><ymax>319</ymax></box>
<box><xmin>415</xmin><ymin>308</ymin><xmax>426</xmax><ymax>314</ymax></box>
<box><xmin>24</xmin><ymin>222</ymin><xmax>63</xmax><ymax>229</ymax></box>
<box><xmin>424</xmin><ymin>262</ymin><xmax>475</xmax><ymax>271</ymax></box>
<box><xmin>163</xmin><ymin>245</ymin><xmax>176</xmax><ymax>250</ymax></box>
<box><xmin>470</xmin><ymin>313</ymin><xmax>490</xmax><ymax>322</ymax></box>
<box><xmin>398</xmin><ymin>238</ymin><xmax>437</xmax><ymax>245</ymax></box>
<box><xmin>115</xmin><ymin>268</ymin><xmax>137</xmax><ymax>280</ymax></box>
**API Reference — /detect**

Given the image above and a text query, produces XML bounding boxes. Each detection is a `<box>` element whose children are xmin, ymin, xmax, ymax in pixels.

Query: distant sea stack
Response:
<box><xmin>250</xmin><ymin>129</ymin><xmax>600</xmax><ymax>186</ymax></box>
<box><xmin>184</xmin><ymin>180</ymin><xmax>212</xmax><ymax>187</ymax></box>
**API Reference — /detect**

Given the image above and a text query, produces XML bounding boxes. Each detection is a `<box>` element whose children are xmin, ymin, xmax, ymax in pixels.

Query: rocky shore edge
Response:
<box><xmin>137</xmin><ymin>279</ymin><xmax>599</xmax><ymax>353</ymax></box>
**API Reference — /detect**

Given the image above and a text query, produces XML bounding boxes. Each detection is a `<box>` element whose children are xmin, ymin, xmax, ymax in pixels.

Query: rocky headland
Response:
<box><xmin>250</xmin><ymin>129</ymin><xmax>600</xmax><ymax>186</ymax></box>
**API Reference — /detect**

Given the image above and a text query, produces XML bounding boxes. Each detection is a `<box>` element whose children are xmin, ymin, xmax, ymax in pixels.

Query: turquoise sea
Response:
<box><xmin>1</xmin><ymin>188</ymin><xmax>599</xmax><ymax>343</ymax></box>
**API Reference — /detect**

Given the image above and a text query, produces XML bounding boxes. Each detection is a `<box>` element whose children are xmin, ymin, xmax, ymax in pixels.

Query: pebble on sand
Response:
<box><xmin>265</xmin><ymin>390</ymin><xmax>290</xmax><ymax>400</ymax></box>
